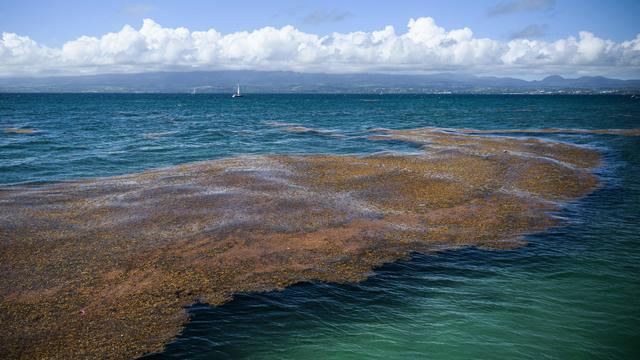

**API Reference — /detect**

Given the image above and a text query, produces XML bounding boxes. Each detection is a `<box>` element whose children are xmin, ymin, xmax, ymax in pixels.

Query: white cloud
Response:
<box><xmin>1</xmin><ymin>17</ymin><xmax>639</xmax><ymax>78</ymax></box>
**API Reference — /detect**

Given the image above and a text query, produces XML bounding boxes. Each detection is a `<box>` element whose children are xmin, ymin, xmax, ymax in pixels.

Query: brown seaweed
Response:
<box><xmin>0</xmin><ymin>128</ymin><xmax>614</xmax><ymax>359</ymax></box>
<box><xmin>4</xmin><ymin>128</ymin><xmax>38</xmax><ymax>134</ymax></box>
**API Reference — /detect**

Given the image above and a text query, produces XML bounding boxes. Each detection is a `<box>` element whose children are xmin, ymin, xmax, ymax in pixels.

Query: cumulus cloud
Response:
<box><xmin>0</xmin><ymin>17</ymin><xmax>639</xmax><ymax>78</ymax></box>
<box><xmin>488</xmin><ymin>0</ymin><xmax>554</xmax><ymax>16</ymax></box>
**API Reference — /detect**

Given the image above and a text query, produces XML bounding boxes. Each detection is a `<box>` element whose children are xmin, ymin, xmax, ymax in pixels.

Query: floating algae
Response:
<box><xmin>450</xmin><ymin>127</ymin><xmax>640</xmax><ymax>136</ymax></box>
<box><xmin>0</xmin><ymin>128</ymin><xmax>624</xmax><ymax>359</ymax></box>
<box><xmin>273</xmin><ymin>124</ymin><xmax>348</xmax><ymax>139</ymax></box>
<box><xmin>4</xmin><ymin>127</ymin><xmax>37</xmax><ymax>134</ymax></box>
<box><xmin>370</xmin><ymin>126</ymin><xmax>640</xmax><ymax>137</ymax></box>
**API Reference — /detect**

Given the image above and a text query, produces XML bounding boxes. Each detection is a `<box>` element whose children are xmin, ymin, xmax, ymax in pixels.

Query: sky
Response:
<box><xmin>1</xmin><ymin>0</ymin><xmax>639</xmax><ymax>79</ymax></box>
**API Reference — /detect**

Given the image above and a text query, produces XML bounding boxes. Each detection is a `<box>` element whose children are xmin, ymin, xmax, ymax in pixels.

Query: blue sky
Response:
<box><xmin>1</xmin><ymin>0</ymin><xmax>639</xmax><ymax>78</ymax></box>
<box><xmin>2</xmin><ymin>0</ymin><xmax>639</xmax><ymax>46</ymax></box>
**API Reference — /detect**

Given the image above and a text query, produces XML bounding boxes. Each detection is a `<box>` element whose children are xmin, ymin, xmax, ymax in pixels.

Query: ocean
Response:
<box><xmin>1</xmin><ymin>94</ymin><xmax>639</xmax><ymax>359</ymax></box>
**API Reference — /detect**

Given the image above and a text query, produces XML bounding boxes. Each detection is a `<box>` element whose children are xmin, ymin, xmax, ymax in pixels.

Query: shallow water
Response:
<box><xmin>2</xmin><ymin>94</ymin><xmax>639</xmax><ymax>359</ymax></box>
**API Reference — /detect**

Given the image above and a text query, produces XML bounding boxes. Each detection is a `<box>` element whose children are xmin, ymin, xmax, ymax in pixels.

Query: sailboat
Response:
<box><xmin>232</xmin><ymin>83</ymin><xmax>243</xmax><ymax>98</ymax></box>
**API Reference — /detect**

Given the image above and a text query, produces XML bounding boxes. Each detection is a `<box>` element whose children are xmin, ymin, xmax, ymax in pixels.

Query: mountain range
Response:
<box><xmin>1</xmin><ymin>71</ymin><xmax>639</xmax><ymax>94</ymax></box>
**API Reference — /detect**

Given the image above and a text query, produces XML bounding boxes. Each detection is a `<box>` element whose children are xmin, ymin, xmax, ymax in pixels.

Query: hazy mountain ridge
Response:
<box><xmin>1</xmin><ymin>71</ymin><xmax>639</xmax><ymax>93</ymax></box>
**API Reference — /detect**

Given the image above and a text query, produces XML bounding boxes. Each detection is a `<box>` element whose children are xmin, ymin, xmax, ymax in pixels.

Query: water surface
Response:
<box><xmin>1</xmin><ymin>94</ymin><xmax>639</xmax><ymax>359</ymax></box>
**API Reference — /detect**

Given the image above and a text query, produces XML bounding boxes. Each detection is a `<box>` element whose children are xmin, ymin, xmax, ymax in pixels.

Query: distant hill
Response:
<box><xmin>0</xmin><ymin>71</ymin><xmax>639</xmax><ymax>94</ymax></box>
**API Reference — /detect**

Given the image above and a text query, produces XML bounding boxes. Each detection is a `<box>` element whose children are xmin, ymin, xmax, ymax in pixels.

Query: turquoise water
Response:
<box><xmin>2</xmin><ymin>94</ymin><xmax>639</xmax><ymax>359</ymax></box>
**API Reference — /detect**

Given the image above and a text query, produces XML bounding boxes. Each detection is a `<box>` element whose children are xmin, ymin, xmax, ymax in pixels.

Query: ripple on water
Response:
<box><xmin>1</xmin><ymin>94</ymin><xmax>639</xmax><ymax>360</ymax></box>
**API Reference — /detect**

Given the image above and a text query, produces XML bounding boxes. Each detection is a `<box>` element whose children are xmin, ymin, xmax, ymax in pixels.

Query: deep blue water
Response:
<box><xmin>1</xmin><ymin>94</ymin><xmax>639</xmax><ymax>359</ymax></box>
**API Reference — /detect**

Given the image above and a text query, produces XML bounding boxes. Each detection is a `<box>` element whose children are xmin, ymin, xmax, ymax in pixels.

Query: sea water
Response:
<box><xmin>1</xmin><ymin>94</ymin><xmax>639</xmax><ymax>359</ymax></box>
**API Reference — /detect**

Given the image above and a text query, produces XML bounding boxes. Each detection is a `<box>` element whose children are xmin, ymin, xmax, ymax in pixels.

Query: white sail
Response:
<box><xmin>233</xmin><ymin>83</ymin><xmax>243</xmax><ymax>97</ymax></box>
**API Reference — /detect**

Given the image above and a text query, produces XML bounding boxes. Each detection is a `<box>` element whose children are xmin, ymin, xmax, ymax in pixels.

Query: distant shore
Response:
<box><xmin>1</xmin><ymin>71</ymin><xmax>639</xmax><ymax>94</ymax></box>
